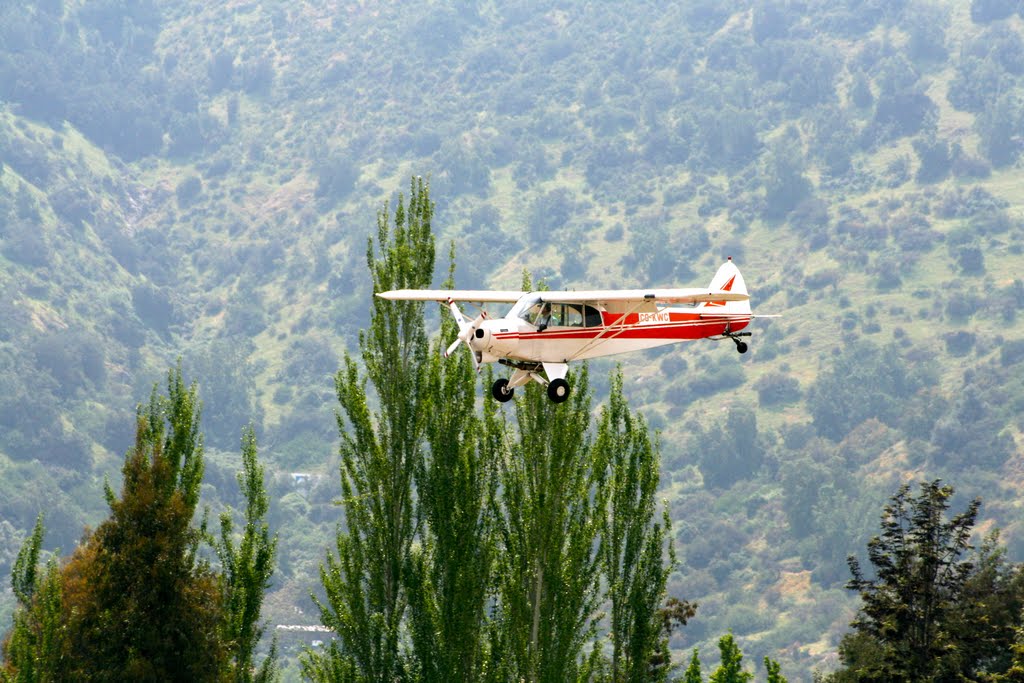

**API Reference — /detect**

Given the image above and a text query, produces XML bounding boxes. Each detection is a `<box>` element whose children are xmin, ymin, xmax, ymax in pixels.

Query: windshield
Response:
<box><xmin>508</xmin><ymin>295</ymin><xmax>542</xmax><ymax>322</ymax></box>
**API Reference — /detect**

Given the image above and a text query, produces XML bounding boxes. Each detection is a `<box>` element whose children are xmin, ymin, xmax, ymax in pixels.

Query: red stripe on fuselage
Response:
<box><xmin>495</xmin><ymin>316</ymin><xmax>751</xmax><ymax>342</ymax></box>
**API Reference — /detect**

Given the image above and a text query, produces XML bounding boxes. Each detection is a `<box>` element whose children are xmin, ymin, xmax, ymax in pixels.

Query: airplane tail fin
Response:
<box><xmin>701</xmin><ymin>258</ymin><xmax>751</xmax><ymax>314</ymax></box>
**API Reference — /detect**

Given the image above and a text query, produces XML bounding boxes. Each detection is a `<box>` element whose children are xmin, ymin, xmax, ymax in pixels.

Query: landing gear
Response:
<box><xmin>547</xmin><ymin>378</ymin><xmax>571</xmax><ymax>403</ymax></box>
<box><xmin>491</xmin><ymin>377</ymin><xmax>514</xmax><ymax>402</ymax></box>
<box><xmin>491</xmin><ymin>362</ymin><xmax>572</xmax><ymax>403</ymax></box>
<box><xmin>719</xmin><ymin>324</ymin><xmax>751</xmax><ymax>354</ymax></box>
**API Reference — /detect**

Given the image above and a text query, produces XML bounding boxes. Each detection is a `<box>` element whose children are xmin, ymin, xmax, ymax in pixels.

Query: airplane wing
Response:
<box><xmin>377</xmin><ymin>289</ymin><xmax>526</xmax><ymax>303</ymax></box>
<box><xmin>538</xmin><ymin>288</ymin><xmax>749</xmax><ymax>304</ymax></box>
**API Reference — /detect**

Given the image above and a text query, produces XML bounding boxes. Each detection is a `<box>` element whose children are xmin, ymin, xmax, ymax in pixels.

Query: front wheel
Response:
<box><xmin>547</xmin><ymin>378</ymin><xmax>570</xmax><ymax>403</ymax></box>
<box><xmin>736</xmin><ymin>341</ymin><xmax>748</xmax><ymax>354</ymax></box>
<box><xmin>492</xmin><ymin>377</ymin><xmax>514</xmax><ymax>402</ymax></box>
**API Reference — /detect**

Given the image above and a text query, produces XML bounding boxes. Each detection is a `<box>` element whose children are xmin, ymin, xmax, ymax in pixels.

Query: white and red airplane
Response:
<box><xmin>378</xmin><ymin>258</ymin><xmax>773</xmax><ymax>403</ymax></box>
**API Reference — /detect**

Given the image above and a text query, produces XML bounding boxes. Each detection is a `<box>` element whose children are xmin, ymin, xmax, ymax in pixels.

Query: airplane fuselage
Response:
<box><xmin>470</xmin><ymin>297</ymin><xmax>752</xmax><ymax>365</ymax></box>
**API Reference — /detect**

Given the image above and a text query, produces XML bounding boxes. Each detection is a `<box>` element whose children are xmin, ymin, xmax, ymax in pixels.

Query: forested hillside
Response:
<box><xmin>1</xmin><ymin>0</ymin><xmax>1023</xmax><ymax>679</ymax></box>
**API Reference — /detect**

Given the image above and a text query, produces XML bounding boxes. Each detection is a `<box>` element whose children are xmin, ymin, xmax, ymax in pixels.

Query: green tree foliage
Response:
<box><xmin>831</xmin><ymin>481</ymin><xmax>1024</xmax><ymax>681</ymax></box>
<box><xmin>186</xmin><ymin>340</ymin><xmax>265</xmax><ymax>449</ymax></box>
<box><xmin>405</xmin><ymin>249</ymin><xmax>498</xmax><ymax>682</ymax></box>
<box><xmin>527</xmin><ymin>188</ymin><xmax>576</xmax><ymax>244</ymax></box>
<box><xmin>306</xmin><ymin>181</ymin><xmax>682</xmax><ymax>680</ymax></box>
<box><xmin>306</xmin><ymin>178</ymin><xmax>435</xmax><ymax>681</ymax></box>
<box><xmin>596</xmin><ymin>369</ymin><xmax>677</xmax><ymax>682</ymax></box>
<box><xmin>977</xmin><ymin>92</ymin><xmax>1021</xmax><ymax>168</ymax></box>
<box><xmin>491</xmin><ymin>368</ymin><xmax>606</xmax><ymax>683</ymax></box>
<box><xmin>762</xmin><ymin>134</ymin><xmax>813</xmax><ymax>220</ymax></box>
<box><xmin>2</xmin><ymin>367</ymin><xmax>279</xmax><ymax>682</ymax></box>
<box><xmin>764</xmin><ymin>657</ymin><xmax>786</xmax><ymax>683</ymax></box>
<box><xmin>948</xmin><ymin>57</ymin><xmax>1009</xmax><ymax>114</ymax></box>
<box><xmin>806</xmin><ymin>341</ymin><xmax>919</xmax><ymax>441</ymax></box>
<box><xmin>685</xmin><ymin>649</ymin><xmax>703</xmax><ymax>683</ymax></box>
<box><xmin>217</xmin><ymin>426</ymin><xmax>280</xmax><ymax>683</ymax></box>
<box><xmin>696</xmin><ymin>406</ymin><xmax>763</xmax><ymax>489</ymax></box>
<box><xmin>1</xmin><ymin>515</ymin><xmax>64</xmax><ymax>683</ymax></box>
<box><xmin>681</xmin><ymin>635</ymin><xmax>786</xmax><ymax>683</ymax></box>
<box><xmin>57</xmin><ymin>366</ymin><xmax>225</xmax><ymax>681</ymax></box>
<box><xmin>314</xmin><ymin>153</ymin><xmax>359</xmax><ymax>206</ymax></box>
<box><xmin>710</xmin><ymin>633</ymin><xmax>753</xmax><ymax>683</ymax></box>
<box><xmin>912</xmin><ymin>133</ymin><xmax>952</xmax><ymax>183</ymax></box>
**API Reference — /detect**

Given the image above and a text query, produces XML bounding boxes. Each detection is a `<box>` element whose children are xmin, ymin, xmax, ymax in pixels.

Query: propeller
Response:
<box><xmin>443</xmin><ymin>299</ymin><xmax>486</xmax><ymax>371</ymax></box>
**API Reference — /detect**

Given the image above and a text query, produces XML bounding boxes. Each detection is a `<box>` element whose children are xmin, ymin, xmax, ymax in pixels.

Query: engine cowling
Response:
<box><xmin>470</xmin><ymin>321</ymin><xmax>519</xmax><ymax>362</ymax></box>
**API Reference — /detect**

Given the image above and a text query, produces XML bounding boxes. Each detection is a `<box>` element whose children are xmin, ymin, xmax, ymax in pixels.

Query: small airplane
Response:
<box><xmin>378</xmin><ymin>258</ymin><xmax>774</xmax><ymax>403</ymax></box>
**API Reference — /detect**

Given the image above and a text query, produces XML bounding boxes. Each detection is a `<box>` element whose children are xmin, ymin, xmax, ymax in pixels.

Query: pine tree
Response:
<box><xmin>838</xmin><ymin>480</ymin><xmax>982</xmax><ymax>679</ymax></box>
<box><xmin>306</xmin><ymin>177</ymin><xmax>435</xmax><ymax>681</ymax></box>
<box><xmin>2</xmin><ymin>367</ymin><xmax>278</xmax><ymax>683</ymax></box>
<box><xmin>59</xmin><ymin>366</ymin><xmax>226</xmax><ymax>681</ymax></box>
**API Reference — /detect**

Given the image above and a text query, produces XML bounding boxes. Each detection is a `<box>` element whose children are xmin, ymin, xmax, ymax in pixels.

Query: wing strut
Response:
<box><xmin>567</xmin><ymin>300</ymin><xmax>650</xmax><ymax>361</ymax></box>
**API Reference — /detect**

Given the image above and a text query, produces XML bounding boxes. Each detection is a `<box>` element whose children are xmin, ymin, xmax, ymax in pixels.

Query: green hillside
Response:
<box><xmin>2</xmin><ymin>0</ymin><xmax>1024</xmax><ymax>678</ymax></box>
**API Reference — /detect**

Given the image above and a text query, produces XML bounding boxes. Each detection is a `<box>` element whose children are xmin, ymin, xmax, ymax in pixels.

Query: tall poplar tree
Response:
<box><xmin>405</xmin><ymin>248</ymin><xmax>498</xmax><ymax>681</ymax></box>
<box><xmin>306</xmin><ymin>177</ymin><xmax>435</xmax><ymax>682</ymax></box>
<box><xmin>1</xmin><ymin>515</ymin><xmax>64</xmax><ymax>683</ymax></box>
<box><xmin>217</xmin><ymin>426</ymin><xmax>280</xmax><ymax>683</ymax></box>
<box><xmin>491</xmin><ymin>367</ymin><xmax>606</xmax><ymax>683</ymax></box>
<box><xmin>595</xmin><ymin>369</ymin><xmax>675</xmax><ymax>682</ymax></box>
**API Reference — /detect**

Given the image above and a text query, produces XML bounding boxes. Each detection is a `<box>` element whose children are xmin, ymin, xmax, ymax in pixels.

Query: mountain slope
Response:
<box><xmin>1</xmin><ymin>0</ymin><xmax>1023</xmax><ymax>678</ymax></box>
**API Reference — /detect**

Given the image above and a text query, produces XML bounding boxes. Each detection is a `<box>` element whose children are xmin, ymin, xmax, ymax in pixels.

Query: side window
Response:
<box><xmin>564</xmin><ymin>304</ymin><xmax>584</xmax><ymax>327</ymax></box>
<box><xmin>584</xmin><ymin>305</ymin><xmax>602</xmax><ymax>327</ymax></box>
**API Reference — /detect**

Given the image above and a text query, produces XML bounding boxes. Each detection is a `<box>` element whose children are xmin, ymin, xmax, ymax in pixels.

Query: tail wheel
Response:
<box><xmin>492</xmin><ymin>377</ymin><xmax>514</xmax><ymax>402</ymax></box>
<box><xmin>547</xmin><ymin>378</ymin><xmax>571</xmax><ymax>403</ymax></box>
<box><xmin>736</xmin><ymin>341</ymin><xmax>748</xmax><ymax>354</ymax></box>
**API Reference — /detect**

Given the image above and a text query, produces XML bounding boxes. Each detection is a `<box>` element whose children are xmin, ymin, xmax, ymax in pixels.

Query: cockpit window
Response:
<box><xmin>562</xmin><ymin>304</ymin><xmax>583</xmax><ymax>327</ymax></box>
<box><xmin>510</xmin><ymin>297</ymin><xmax>604</xmax><ymax>329</ymax></box>
<box><xmin>511</xmin><ymin>296</ymin><xmax>542</xmax><ymax>323</ymax></box>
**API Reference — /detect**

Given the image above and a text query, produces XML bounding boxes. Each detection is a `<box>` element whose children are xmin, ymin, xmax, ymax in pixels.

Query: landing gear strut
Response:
<box><xmin>492</xmin><ymin>361</ymin><xmax>572</xmax><ymax>403</ymax></box>
<box><xmin>720</xmin><ymin>325</ymin><xmax>752</xmax><ymax>354</ymax></box>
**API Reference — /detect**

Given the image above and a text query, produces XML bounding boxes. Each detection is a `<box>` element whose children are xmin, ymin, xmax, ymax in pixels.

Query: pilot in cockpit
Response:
<box><xmin>535</xmin><ymin>303</ymin><xmax>553</xmax><ymax>331</ymax></box>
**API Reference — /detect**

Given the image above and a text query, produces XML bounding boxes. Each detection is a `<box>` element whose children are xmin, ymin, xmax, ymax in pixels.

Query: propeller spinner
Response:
<box><xmin>443</xmin><ymin>299</ymin><xmax>486</xmax><ymax>371</ymax></box>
